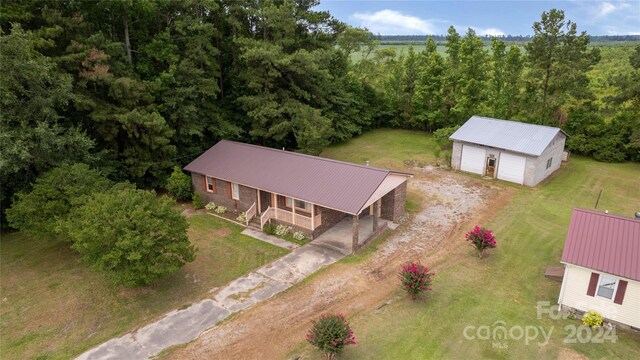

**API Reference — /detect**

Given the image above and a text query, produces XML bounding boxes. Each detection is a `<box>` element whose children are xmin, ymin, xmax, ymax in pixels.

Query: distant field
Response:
<box><xmin>351</xmin><ymin>40</ymin><xmax>640</xmax><ymax>61</ymax></box>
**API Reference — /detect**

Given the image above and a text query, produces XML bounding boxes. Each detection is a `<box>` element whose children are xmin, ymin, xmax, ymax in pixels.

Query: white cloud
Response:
<box><xmin>472</xmin><ymin>27</ymin><xmax>506</xmax><ymax>36</ymax></box>
<box><xmin>593</xmin><ymin>1</ymin><xmax>632</xmax><ymax>18</ymax></box>
<box><xmin>351</xmin><ymin>9</ymin><xmax>439</xmax><ymax>34</ymax></box>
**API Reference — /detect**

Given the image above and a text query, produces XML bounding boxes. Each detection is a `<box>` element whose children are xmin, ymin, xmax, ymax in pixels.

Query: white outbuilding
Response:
<box><xmin>449</xmin><ymin>116</ymin><xmax>567</xmax><ymax>186</ymax></box>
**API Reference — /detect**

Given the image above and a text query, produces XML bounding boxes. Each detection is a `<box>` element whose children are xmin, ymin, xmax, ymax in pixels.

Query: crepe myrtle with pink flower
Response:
<box><xmin>465</xmin><ymin>225</ymin><xmax>497</xmax><ymax>258</ymax></box>
<box><xmin>399</xmin><ymin>262</ymin><xmax>434</xmax><ymax>300</ymax></box>
<box><xmin>306</xmin><ymin>313</ymin><xmax>356</xmax><ymax>359</ymax></box>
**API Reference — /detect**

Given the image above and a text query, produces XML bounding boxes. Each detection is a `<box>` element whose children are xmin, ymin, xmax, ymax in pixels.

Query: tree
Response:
<box><xmin>306</xmin><ymin>313</ymin><xmax>356</xmax><ymax>359</ymax></box>
<box><xmin>488</xmin><ymin>39</ymin><xmax>523</xmax><ymax>119</ymax></box>
<box><xmin>451</xmin><ymin>28</ymin><xmax>489</xmax><ymax>122</ymax></box>
<box><xmin>6</xmin><ymin>164</ymin><xmax>113</xmax><ymax>238</ymax></box>
<box><xmin>166</xmin><ymin>166</ymin><xmax>193</xmax><ymax>201</ymax></box>
<box><xmin>465</xmin><ymin>225</ymin><xmax>497</xmax><ymax>259</ymax></box>
<box><xmin>399</xmin><ymin>262</ymin><xmax>434</xmax><ymax>300</ymax></box>
<box><xmin>0</xmin><ymin>25</ymin><xmax>95</xmax><ymax>224</ymax></box>
<box><xmin>414</xmin><ymin>37</ymin><xmax>446</xmax><ymax>130</ymax></box>
<box><xmin>524</xmin><ymin>9</ymin><xmax>600</xmax><ymax>125</ymax></box>
<box><xmin>61</xmin><ymin>188</ymin><xmax>196</xmax><ymax>287</ymax></box>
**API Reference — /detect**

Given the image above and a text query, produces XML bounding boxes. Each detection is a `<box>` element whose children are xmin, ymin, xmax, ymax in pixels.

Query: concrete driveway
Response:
<box><xmin>77</xmin><ymin>244</ymin><xmax>344</xmax><ymax>360</ymax></box>
<box><xmin>313</xmin><ymin>215</ymin><xmax>392</xmax><ymax>255</ymax></box>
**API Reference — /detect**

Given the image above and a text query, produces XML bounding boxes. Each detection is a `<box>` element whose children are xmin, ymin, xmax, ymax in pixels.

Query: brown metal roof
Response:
<box><xmin>184</xmin><ymin>140</ymin><xmax>410</xmax><ymax>215</ymax></box>
<box><xmin>561</xmin><ymin>208</ymin><xmax>640</xmax><ymax>281</ymax></box>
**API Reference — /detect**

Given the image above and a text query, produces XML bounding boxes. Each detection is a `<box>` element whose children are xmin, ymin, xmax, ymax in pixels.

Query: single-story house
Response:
<box><xmin>449</xmin><ymin>116</ymin><xmax>567</xmax><ymax>186</ymax></box>
<box><xmin>184</xmin><ymin>140</ymin><xmax>411</xmax><ymax>252</ymax></box>
<box><xmin>557</xmin><ymin>208</ymin><xmax>640</xmax><ymax>329</ymax></box>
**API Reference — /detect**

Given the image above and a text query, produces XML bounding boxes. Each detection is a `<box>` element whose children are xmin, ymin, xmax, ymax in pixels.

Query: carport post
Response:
<box><xmin>373</xmin><ymin>200</ymin><xmax>379</xmax><ymax>232</ymax></box>
<box><xmin>352</xmin><ymin>214</ymin><xmax>359</xmax><ymax>253</ymax></box>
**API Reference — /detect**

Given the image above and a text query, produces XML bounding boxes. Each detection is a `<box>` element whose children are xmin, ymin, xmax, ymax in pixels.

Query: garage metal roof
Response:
<box><xmin>184</xmin><ymin>140</ymin><xmax>411</xmax><ymax>215</ymax></box>
<box><xmin>561</xmin><ymin>209</ymin><xmax>640</xmax><ymax>281</ymax></box>
<box><xmin>449</xmin><ymin>116</ymin><xmax>567</xmax><ymax>157</ymax></box>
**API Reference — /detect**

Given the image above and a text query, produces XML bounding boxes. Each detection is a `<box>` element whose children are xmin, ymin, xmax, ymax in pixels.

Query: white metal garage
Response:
<box><xmin>497</xmin><ymin>152</ymin><xmax>526</xmax><ymax>184</ymax></box>
<box><xmin>460</xmin><ymin>145</ymin><xmax>486</xmax><ymax>175</ymax></box>
<box><xmin>449</xmin><ymin>116</ymin><xmax>568</xmax><ymax>187</ymax></box>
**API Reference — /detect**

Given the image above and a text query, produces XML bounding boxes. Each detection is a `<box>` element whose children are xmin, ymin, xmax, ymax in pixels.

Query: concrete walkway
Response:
<box><xmin>76</xmin><ymin>244</ymin><xmax>344</xmax><ymax>360</ymax></box>
<box><xmin>241</xmin><ymin>227</ymin><xmax>299</xmax><ymax>250</ymax></box>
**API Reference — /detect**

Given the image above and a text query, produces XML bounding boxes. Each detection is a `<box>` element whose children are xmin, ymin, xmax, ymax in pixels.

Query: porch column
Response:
<box><xmin>257</xmin><ymin>189</ymin><xmax>261</xmax><ymax>213</ymax></box>
<box><xmin>373</xmin><ymin>199</ymin><xmax>379</xmax><ymax>232</ymax></box>
<box><xmin>292</xmin><ymin>198</ymin><xmax>296</xmax><ymax>225</ymax></box>
<box><xmin>352</xmin><ymin>214</ymin><xmax>359</xmax><ymax>253</ymax></box>
<box><xmin>311</xmin><ymin>205</ymin><xmax>315</xmax><ymax>230</ymax></box>
<box><xmin>274</xmin><ymin>194</ymin><xmax>278</xmax><ymax>221</ymax></box>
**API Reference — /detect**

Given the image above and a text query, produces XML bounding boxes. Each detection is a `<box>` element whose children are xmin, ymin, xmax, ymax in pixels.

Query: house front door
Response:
<box><xmin>486</xmin><ymin>157</ymin><xmax>496</xmax><ymax>177</ymax></box>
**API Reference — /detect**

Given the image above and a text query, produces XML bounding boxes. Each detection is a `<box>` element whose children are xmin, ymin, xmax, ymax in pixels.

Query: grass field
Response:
<box><xmin>321</xmin><ymin>128</ymin><xmax>440</xmax><ymax>170</ymax></box>
<box><xmin>0</xmin><ymin>212</ymin><xmax>288</xmax><ymax>359</ymax></box>
<box><xmin>318</xmin><ymin>132</ymin><xmax>640</xmax><ymax>359</ymax></box>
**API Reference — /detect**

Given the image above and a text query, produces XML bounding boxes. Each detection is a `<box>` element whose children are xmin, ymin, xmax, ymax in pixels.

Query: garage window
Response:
<box><xmin>546</xmin><ymin>158</ymin><xmax>553</xmax><ymax>169</ymax></box>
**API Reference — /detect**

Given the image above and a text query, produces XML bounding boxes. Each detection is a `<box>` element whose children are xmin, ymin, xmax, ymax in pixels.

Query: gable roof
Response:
<box><xmin>561</xmin><ymin>208</ymin><xmax>640</xmax><ymax>281</ymax></box>
<box><xmin>449</xmin><ymin>116</ymin><xmax>567</xmax><ymax>156</ymax></box>
<box><xmin>184</xmin><ymin>140</ymin><xmax>410</xmax><ymax>215</ymax></box>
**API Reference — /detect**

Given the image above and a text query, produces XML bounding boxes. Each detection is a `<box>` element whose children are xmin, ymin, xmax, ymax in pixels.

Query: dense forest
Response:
<box><xmin>1</xmin><ymin>1</ymin><xmax>639</xmax><ymax>227</ymax></box>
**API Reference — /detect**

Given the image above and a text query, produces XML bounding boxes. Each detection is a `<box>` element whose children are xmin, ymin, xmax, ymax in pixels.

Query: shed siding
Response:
<box><xmin>559</xmin><ymin>265</ymin><xmax>640</xmax><ymax>328</ymax></box>
<box><xmin>451</xmin><ymin>141</ymin><xmax>463</xmax><ymax>170</ymax></box>
<box><xmin>523</xmin><ymin>133</ymin><xmax>566</xmax><ymax>186</ymax></box>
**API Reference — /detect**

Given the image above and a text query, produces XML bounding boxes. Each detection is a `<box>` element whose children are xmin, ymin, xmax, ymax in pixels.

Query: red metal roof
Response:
<box><xmin>561</xmin><ymin>208</ymin><xmax>640</xmax><ymax>281</ymax></box>
<box><xmin>184</xmin><ymin>140</ymin><xmax>410</xmax><ymax>215</ymax></box>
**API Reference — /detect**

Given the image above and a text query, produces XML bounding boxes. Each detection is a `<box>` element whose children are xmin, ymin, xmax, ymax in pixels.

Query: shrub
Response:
<box><xmin>263</xmin><ymin>223</ymin><xmax>276</xmax><ymax>235</ymax></box>
<box><xmin>582</xmin><ymin>311</ymin><xmax>603</xmax><ymax>328</ymax></box>
<box><xmin>275</xmin><ymin>224</ymin><xmax>290</xmax><ymax>236</ymax></box>
<box><xmin>465</xmin><ymin>225</ymin><xmax>496</xmax><ymax>258</ymax></box>
<box><xmin>399</xmin><ymin>262</ymin><xmax>434</xmax><ymax>300</ymax></box>
<box><xmin>60</xmin><ymin>188</ymin><xmax>196</xmax><ymax>287</ymax></box>
<box><xmin>433</xmin><ymin>125</ymin><xmax>460</xmax><ymax>146</ymax></box>
<box><xmin>205</xmin><ymin>201</ymin><xmax>216</xmax><ymax>210</ymax></box>
<box><xmin>306</xmin><ymin>313</ymin><xmax>356</xmax><ymax>359</ymax></box>
<box><xmin>236</xmin><ymin>212</ymin><xmax>247</xmax><ymax>223</ymax></box>
<box><xmin>293</xmin><ymin>231</ymin><xmax>306</xmax><ymax>241</ymax></box>
<box><xmin>192</xmin><ymin>193</ymin><xmax>204</xmax><ymax>209</ymax></box>
<box><xmin>214</xmin><ymin>206</ymin><xmax>227</xmax><ymax>214</ymax></box>
<box><xmin>166</xmin><ymin>166</ymin><xmax>193</xmax><ymax>200</ymax></box>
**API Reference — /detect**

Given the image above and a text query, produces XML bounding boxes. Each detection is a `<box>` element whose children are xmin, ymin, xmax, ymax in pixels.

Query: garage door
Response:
<box><xmin>460</xmin><ymin>145</ymin><xmax>486</xmax><ymax>175</ymax></box>
<box><xmin>497</xmin><ymin>152</ymin><xmax>526</xmax><ymax>184</ymax></box>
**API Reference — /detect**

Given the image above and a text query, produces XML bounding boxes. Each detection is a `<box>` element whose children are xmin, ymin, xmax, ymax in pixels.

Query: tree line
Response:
<box><xmin>1</xmin><ymin>2</ymin><xmax>639</xmax><ymax>229</ymax></box>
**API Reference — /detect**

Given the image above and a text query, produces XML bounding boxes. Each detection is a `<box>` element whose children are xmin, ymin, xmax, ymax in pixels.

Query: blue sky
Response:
<box><xmin>315</xmin><ymin>1</ymin><xmax>640</xmax><ymax>35</ymax></box>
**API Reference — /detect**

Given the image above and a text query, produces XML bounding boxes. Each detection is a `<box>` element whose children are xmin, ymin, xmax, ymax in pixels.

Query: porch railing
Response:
<box><xmin>259</xmin><ymin>206</ymin><xmax>321</xmax><ymax>231</ymax></box>
<box><xmin>246</xmin><ymin>202</ymin><xmax>257</xmax><ymax>226</ymax></box>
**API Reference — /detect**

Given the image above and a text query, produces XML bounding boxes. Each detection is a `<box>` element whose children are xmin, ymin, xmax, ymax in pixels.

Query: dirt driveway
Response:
<box><xmin>165</xmin><ymin>168</ymin><xmax>510</xmax><ymax>360</ymax></box>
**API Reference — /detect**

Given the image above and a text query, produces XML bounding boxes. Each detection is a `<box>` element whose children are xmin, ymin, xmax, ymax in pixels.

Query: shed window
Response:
<box><xmin>206</xmin><ymin>177</ymin><xmax>215</xmax><ymax>192</ymax></box>
<box><xmin>231</xmin><ymin>183</ymin><xmax>240</xmax><ymax>200</ymax></box>
<box><xmin>546</xmin><ymin>157</ymin><xmax>553</xmax><ymax>169</ymax></box>
<box><xmin>596</xmin><ymin>275</ymin><xmax>617</xmax><ymax>300</ymax></box>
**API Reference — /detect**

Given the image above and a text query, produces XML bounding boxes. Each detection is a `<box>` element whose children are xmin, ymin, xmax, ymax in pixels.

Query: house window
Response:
<box><xmin>596</xmin><ymin>275</ymin><xmax>617</xmax><ymax>300</ymax></box>
<box><xmin>286</xmin><ymin>197</ymin><xmax>311</xmax><ymax>212</ymax></box>
<box><xmin>206</xmin><ymin>177</ymin><xmax>215</xmax><ymax>192</ymax></box>
<box><xmin>231</xmin><ymin>183</ymin><xmax>240</xmax><ymax>200</ymax></box>
<box><xmin>546</xmin><ymin>157</ymin><xmax>553</xmax><ymax>169</ymax></box>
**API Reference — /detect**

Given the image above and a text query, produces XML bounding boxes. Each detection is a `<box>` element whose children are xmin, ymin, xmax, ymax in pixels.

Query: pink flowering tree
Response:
<box><xmin>306</xmin><ymin>313</ymin><xmax>356</xmax><ymax>359</ymax></box>
<box><xmin>465</xmin><ymin>225</ymin><xmax>496</xmax><ymax>258</ymax></box>
<box><xmin>399</xmin><ymin>262</ymin><xmax>434</xmax><ymax>300</ymax></box>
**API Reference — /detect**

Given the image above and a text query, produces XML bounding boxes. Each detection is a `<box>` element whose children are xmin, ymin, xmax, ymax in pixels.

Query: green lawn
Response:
<box><xmin>321</xmin><ymin>128</ymin><xmax>440</xmax><ymax>171</ymax></box>
<box><xmin>0</xmin><ymin>213</ymin><xmax>288</xmax><ymax>360</ymax></box>
<box><xmin>318</xmin><ymin>131</ymin><xmax>640</xmax><ymax>359</ymax></box>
